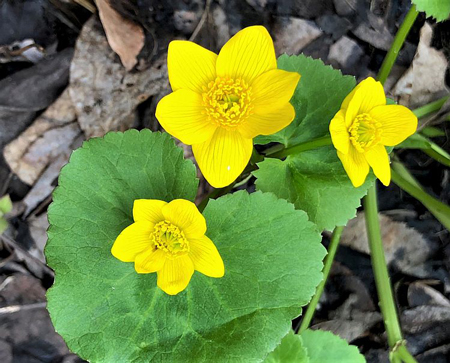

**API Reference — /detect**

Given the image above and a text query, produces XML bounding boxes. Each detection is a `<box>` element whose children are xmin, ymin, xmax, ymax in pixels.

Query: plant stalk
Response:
<box><xmin>377</xmin><ymin>4</ymin><xmax>419</xmax><ymax>85</ymax></box>
<box><xmin>391</xmin><ymin>162</ymin><xmax>450</xmax><ymax>231</ymax></box>
<box><xmin>298</xmin><ymin>226</ymin><xmax>344</xmax><ymax>334</ymax></box>
<box><xmin>197</xmin><ymin>182</ymin><xmax>235</xmax><ymax>213</ymax></box>
<box><xmin>198</xmin><ymin>147</ymin><xmax>265</xmax><ymax>212</ymax></box>
<box><xmin>396</xmin><ymin>345</ymin><xmax>419</xmax><ymax>363</ymax></box>
<box><xmin>365</xmin><ymin>4</ymin><xmax>419</xmax><ymax>361</ymax></box>
<box><xmin>363</xmin><ymin>186</ymin><xmax>403</xmax><ymax>346</ymax></box>
<box><xmin>423</xmin><ymin>148</ymin><xmax>450</xmax><ymax>168</ymax></box>
<box><xmin>266</xmin><ymin>136</ymin><xmax>333</xmax><ymax>159</ymax></box>
<box><xmin>413</xmin><ymin>95</ymin><xmax>449</xmax><ymax>119</ymax></box>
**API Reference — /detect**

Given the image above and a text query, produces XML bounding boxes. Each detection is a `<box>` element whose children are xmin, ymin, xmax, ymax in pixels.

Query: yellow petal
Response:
<box><xmin>365</xmin><ymin>144</ymin><xmax>391</xmax><ymax>186</ymax></box>
<box><xmin>133</xmin><ymin>199</ymin><xmax>166</xmax><ymax>223</ymax></box>
<box><xmin>369</xmin><ymin>105</ymin><xmax>418</xmax><ymax>146</ymax></box>
<box><xmin>251</xmin><ymin>69</ymin><xmax>300</xmax><ymax>111</ymax></box>
<box><xmin>157</xmin><ymin>255</ymin><xmax>194</xmax><ymax>295</ymax></box>
<box><xmin>239</xmin><ymin>103</ymin><xmax>295</xmax><ymax>139</ymax></box>
<box><xmin>192</xmin><ymin>127</ymin><xmax>253</xmax><ymax>188</ymax></box>
<box><xmin>330</xmin><ymin>110</ymin><xmax>350</xmax><ymax>154</ymax></box>
<box><xmin>111</xmin><ymin>221</ymin><xmax>153</xmax><ymax>262</ymax></box>
<box><xmin>343</xmin><ymin>77</ymin><xmax>386</xmax><ymax>125</ymax></box>
<box><xmin>168</xmin><ymin>40</ymin><xmax>217</xmax><ymax>93</ymax></box>
<box><xmin>134</xmin><ymin>248</ymin><xmax>166</xmax><ymax>273</ymax></box>
<box><xmin>237</xmin><ymin>69</ymin><xmax>299</xmax><ymax>139</ymax></box>
<box><xmin>189</xmin><ymin>235</ymin><xmax>224</xmax><ymax>278</ymax></box>
<box><xmin>337</xmin><ymin>147</ymin><xmax>370</xmax><ymax>188</ymax></box>
<box><xmin>155</xmin><ymin>89</ymin><xmax>217</xmax><ymax>145</ymax></box>
<box><xmin>162</xmin><ymin>199</ymin><xmax>206</xmax><ymax>239</ymax></box>
<box><xmin>216</xmin><ymin>26</ymin><xmax>276</xmax><ymax>84</ymax></box>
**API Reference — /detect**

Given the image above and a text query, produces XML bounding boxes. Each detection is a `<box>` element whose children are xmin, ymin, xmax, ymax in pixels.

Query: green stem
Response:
<box><xmin>199</xmin><ymin>135</ymin><xmax>333</xmax><ymax>211</ymax></box>
<box><xmin>197</xmin><ymin>183</ymin><xmax>235</xmax><ymax>213</ymax></box>
<box><xmin>377</xmin><ymin>4</ymin><xmax>419</xmax><ymax>85</ymax></box>
<box><xmin>197</xmin><ymin>188</ymin><xmax>221</xmax><ymax>213</ymax></box>
<box><xmin>266</xmin><ymin>136</ymin><xmax>332</xmax><ymax>159</ymax></box>
<box><xmin>198</xmin><ymin>148</ymin><xmax>263</xmax><ymax>212</ymax></box>
<box><xmin>367</xmin><ymin>4</ymin><xmax>419</xmax><ymax>361</ymax></box>
<box><xmin>298</xmin><ymin>226</ymin><xmax>344</xmax><ymax>334</ymax></box>
<box><xmin>363</xmin><ymin>186</ymin><xmax>405</xmax><ymax>349</ymax></box>
<box><xmin>391</xmin><ymin>162</ymin><xmax>450</xmax><ymax>231</ymax></box>
<box><xmin>423</xmin><ymin>147</ymin><xmax>450</xmax><ymax>168</ymax></box>
<box><xmin>391</xmin><ymin>163</ymin><xmax>443</xmax><ymax>207</ymax></box>
<box><xmin>250</xmin><ymin>147</ymin><xmax>264</xmax><ymax>164</ymax></box>
<box><xmin>413</xmin><ymin>95</ymin><xmax>449</xmax><ymax>119</ymax></box>
<box><xmin>397</xmin><ymin>345</ymin><xmax>418</xmax><ymax>363</ymax></box>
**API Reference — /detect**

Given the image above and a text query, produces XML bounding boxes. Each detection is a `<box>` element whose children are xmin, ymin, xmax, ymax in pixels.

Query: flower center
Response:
<box><xmin>150</xmin><ymin>221</ymin><xmax>189</xmax><ymax>257</ymax></box>
<box><xmin>348</xmin><ymin>113</ymin><xmax>382</xmax><ymax>152</ymax></box>
<box><xmin>202</xmin><ymin>77</ymin><xmax>253</xmax><ymax>128</ymax></box>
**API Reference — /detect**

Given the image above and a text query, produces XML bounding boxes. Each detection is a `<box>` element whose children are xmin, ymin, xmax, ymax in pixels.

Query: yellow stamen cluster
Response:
<box><xmin>202</xmin><ymin>77</ymin><xmax>253</xmax><ymax>128</ymax></box>
<box><xmin>150</xmin><ymin>221</ymin><xmax>189</xmax><ymax>257</ymax></box>
<box><xmin>349</xmin><ymin>113</ymin><xmax>382</xmax><ymax>153</ymax></box>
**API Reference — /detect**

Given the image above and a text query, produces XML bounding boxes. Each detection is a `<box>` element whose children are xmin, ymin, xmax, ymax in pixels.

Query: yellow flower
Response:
<box><xmin>155</xmin><ymin>26</ymin><xmax>300</xmax><ymax>188</ymax></box>
<box><xmin>329</xmin><ymin>77</ymin><xmax>417</xmax><ymax>187</ymax></box>
<box><xmin>111</xmin><ymin>199</ymin><xmax>224</xmax><ymax>295</ymax></box>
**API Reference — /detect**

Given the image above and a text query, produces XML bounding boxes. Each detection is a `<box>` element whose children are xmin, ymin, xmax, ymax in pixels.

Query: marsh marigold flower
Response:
<box><xmin>330</xmin><ymin>77</ymin><xmax>417</xmax><ymax>187</ymax></box>
<box><xmin>155</xmin><ymin>26</ymin><xmax>300</xmax><ymax>188</ymax></box>
<box><xmin>111</xmin><ymin>199</ymin><xmax>224</xmax><ymax>295</ymax></box>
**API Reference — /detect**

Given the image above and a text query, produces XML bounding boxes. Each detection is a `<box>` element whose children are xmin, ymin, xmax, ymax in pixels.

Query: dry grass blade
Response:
<box><xmin>74</xmin><ymin>0</ymin><xmax>96</xmax><ymax>12</ymax></box>
<box><xmin>0</xmin><ymin>302</ymin><xmax>47</xmax><ymax>316</ymax></box>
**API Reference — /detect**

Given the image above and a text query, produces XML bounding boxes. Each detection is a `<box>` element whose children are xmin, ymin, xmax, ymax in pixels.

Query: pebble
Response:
<box><xmin>317</xmin><ymin>14</ymin><xmax>352</xmax><ymax>40</ymax></box>
<box><xmin>333</xmin><ymin>0</ymin><xmax>362</xmax><ymax>16</ymax></box>
<box><xmin>274</xmin><ymin>17</ymin><xmax>322</xmax><ymax>55</ymax></box>
<box><xmin>328</xmin><ymin>36</ymin><xmax>364</xmax><ymax>71</ymax></box>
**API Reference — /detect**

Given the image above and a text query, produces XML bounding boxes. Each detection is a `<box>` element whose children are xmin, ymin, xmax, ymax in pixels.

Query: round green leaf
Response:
<box><xmin>264</xmin><ymin>331</ymin><xmax>309</xmax><ymax>363</ymax></box>
<box><xmin>264</xmin><ymin>329</ymin><xmax>365</xmax><ymax>363</ymax></box>
<box><xmin>255</xmin><ymin>55</ymin><xmax>355</xmax><ymax>147</ymax></box>
<box><xmin>0</xmin><ymin>195</ymin><xmax>12</xmax><ymax>214</ymax></box>
<box><xmin>412</xmin><ymin>0</ymin><xmax>450</xmax><ymax>22</ymax></box>
<box><xmin>46</xmin><ymin>130</ymin><xmax>326</xmax><ymax>362</ymax></box>
<box><xmin>254</xmin><ymin>148</ymin><xmax>373</xmax><ymax>232</ymax></box>
<box><xmin>253</xmin><ymin>55</ymin><xmax>375</xmax><ymax>231</ymax></box>
<box><xmin>301</xmin><ymin>329</ymin><xmax>366</xmax><ymax>363</ymax></box>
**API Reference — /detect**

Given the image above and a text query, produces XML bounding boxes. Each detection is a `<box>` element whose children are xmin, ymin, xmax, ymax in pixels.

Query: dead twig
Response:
<box><xmin>0</xmin><ymin>235</ymin><xmax>53</xmax><ymax>276</ymax></box>
<box><xmin>0</xmin><ymin>302</ymin><xmax>47</xmax><ymax>316</ymax></box>
<box><xmin>189</xmin><ymin>0</ymin><xmax>212</xmax><ymax>42</ymax></box>
<box><xmin>27</xmin><ymin>195</ymin><xmax>53</xmax><ymax>220</ymax></box>
<box><xmin>0</xmin><ymin>42</ymin><xmax>45</xmax><ymax>63</ymax></box>
<box><xmin>0</xmin><ymin>236</ymin><xmax>15</xmax><ymax>268</ymax></box>
<box><xmin>0</xmin><ymin>276</ymin><xmax>14</xmax><ymax>293</ymax></box>
<box><xmin>8</xmin><ymin>43</ymin><xmax>45</xmax><ymax>57</ymax></box>
<box><xmin>0</xmin><ymin>172</ymin><xmax>12</xmax><ymax>197</ymax></box>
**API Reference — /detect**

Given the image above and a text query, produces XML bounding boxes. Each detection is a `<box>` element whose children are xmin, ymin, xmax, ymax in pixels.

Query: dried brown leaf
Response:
<box><xmin>3</xmin><ymin>89</ymin><xmax>81</xmax><ymax>185</ymax></box>
<box><xmin>69</xmin><ymin>17</ymin><xmax>167</xmax><ymax>138</ymax></box>
<box><xmin>96</xmin><ymin>0</ymin><xmax>145</xmax><ymax>70</ymax></box>
<box><xmin>392</xmin><ymin>23</ymin><xmax>449</xmax><ymax>108</ymax></box>
<box><xmin>341</xmin><ymin>213</ymin><xmax>434</xmax><ymax>276</ymax></box>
